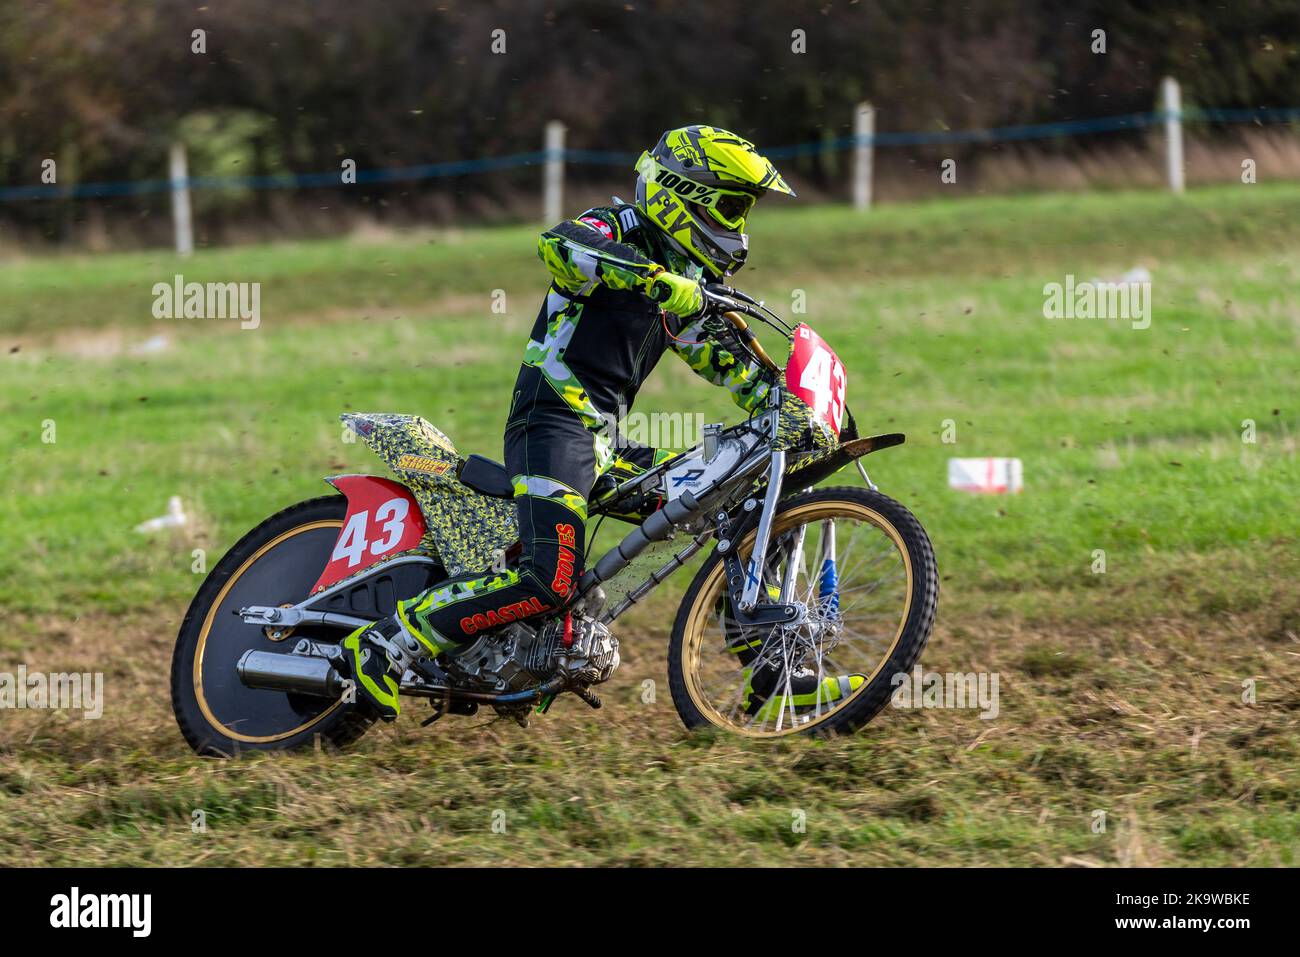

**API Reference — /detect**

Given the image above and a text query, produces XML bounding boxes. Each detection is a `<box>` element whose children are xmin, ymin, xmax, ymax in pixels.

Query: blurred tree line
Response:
<box><xmin>1</xmin><ymin>0</ymin><xmax>1297</xmax><ymax>246</ymax></box>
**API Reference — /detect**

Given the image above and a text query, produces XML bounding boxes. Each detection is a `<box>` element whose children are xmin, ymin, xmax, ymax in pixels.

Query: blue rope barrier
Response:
<box><xmin>3</xmin><ymin>107</ymin><xmax>1297</xmax><ymax>202</ymax></box>
<box><xmin>0</xmin><ymin>150</ymin><xmax>555</xmax><ymax>201</ymax></box>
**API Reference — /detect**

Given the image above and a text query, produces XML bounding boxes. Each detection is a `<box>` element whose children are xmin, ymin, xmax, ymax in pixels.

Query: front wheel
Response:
<box><xmin>667</xmin><ymin>485</ymin><xmax>937</xmax><ymax>737</ymax></box>
<box><xmin>170</xmin><ymin>495</ymin><xmax>376</xmax><ymax>756</ymax></box>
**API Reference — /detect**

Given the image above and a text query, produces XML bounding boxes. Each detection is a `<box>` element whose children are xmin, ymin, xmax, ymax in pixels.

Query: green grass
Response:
<box><xmin>1</xmin><ymin>184</ymin><xmax>1297</xmax><ymax>865</ymax></box>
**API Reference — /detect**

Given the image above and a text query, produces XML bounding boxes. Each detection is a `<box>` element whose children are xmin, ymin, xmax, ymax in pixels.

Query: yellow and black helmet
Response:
<box><xmin>634</xmin><ymin>125</ymin><xmax>795</xmax><ymax>277</ymax></box>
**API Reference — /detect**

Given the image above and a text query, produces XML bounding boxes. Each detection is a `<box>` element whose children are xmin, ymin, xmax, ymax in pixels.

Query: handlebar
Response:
<box><xmin>650</xmin><ymin>278</ymin><xmax>860</xmax><ymax>442</ymax></box>
<box><xmin>700</xmin><ymin>284</ymin><xmax>784</xmax><ymax>375</ymax></box>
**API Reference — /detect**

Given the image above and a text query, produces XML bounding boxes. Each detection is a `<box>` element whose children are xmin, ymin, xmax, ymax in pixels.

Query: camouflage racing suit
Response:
<box><xmin>393</xmin><ymin>202</ymin><xmax>774</xmax><ymax>653</ymax></box>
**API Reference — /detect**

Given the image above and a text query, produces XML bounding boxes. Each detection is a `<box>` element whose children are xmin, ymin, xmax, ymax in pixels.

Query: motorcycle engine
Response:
<box><xmin>442</xmin><ymin>616</ymin><xmax>620</xmax><ymax>695</ymax></box>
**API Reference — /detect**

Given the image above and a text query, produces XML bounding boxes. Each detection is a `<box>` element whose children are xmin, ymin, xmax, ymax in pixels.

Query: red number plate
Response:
<box><xmin>785</xmin><ymin>323</ymin><xmax>847</xmax><ymax>435</ymax></box>
<box><xmin>311</xmin><ymin>475</ymin><xmax>427</xmax><ymax>594</ymax></box>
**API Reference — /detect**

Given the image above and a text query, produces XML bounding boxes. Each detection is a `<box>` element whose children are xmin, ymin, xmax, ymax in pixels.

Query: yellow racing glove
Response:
<box><xmin>646</xmin><ymin>268</ymin><xmax>704</xmax><ymax>318</ymax></box>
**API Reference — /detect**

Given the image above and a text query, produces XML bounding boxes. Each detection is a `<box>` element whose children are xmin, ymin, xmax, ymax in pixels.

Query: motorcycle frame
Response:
<box><xmin>238</xmin><ymin>395</ymin><xmax>900</xmax><ymax>639</ymax></box>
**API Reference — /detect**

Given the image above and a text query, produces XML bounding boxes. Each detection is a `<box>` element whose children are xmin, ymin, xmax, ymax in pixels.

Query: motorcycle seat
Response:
<box><xmin>457</xmin><ymin>454</ymin><xmax>514</xmax><ymax>499</ymax></box>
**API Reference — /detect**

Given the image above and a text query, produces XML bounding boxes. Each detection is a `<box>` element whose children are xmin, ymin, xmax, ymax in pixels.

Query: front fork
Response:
<box><xmin>739</xmin><ymin>450</ymin><xmax>786</xmax><ymax>613</ymax></box>
<box><xmin>720</xmin><ymin>451</ymin><xmax>840</xmax><ymax>624</ymax></box>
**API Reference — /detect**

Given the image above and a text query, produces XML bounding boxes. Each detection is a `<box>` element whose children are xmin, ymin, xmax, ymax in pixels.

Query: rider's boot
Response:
<box><xmin>742</xmin><ymin>664</ymin><xmax>865</xmax><ymax>721</ymax></box>
<box><xmin>341</xmin><ymin>616</ymin><xmax>457</xmax><ymax>721</ymax></box>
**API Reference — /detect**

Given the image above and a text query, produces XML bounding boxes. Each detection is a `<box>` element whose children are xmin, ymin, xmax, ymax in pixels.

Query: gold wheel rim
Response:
<box><xmin>194</xmin><ymin>519</ymin><xmax>344</xmax><ymax>744</ymax></box>
<box><xmin>682</xmin><ymin>500</ymin><xmax>913</xmax><ymax>738</ymax></box>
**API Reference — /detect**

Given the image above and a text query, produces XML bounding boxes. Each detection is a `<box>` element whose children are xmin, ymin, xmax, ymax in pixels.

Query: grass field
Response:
<box><xmin>1</xmin><ymin>185</ymin><xmax>1297</xmax><ymax>866</ymax></box>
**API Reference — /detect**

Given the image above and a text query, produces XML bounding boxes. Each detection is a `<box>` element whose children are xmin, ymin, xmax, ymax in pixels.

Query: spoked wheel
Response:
<box><xmin>668</xmin><ymin>485</ymin><xmax>937</xmax><ymax>737</ymax></box>
<box><xmin>170</xmin><ymin>496</ymin><xmax>376</xmax><ymax>756</ymax></box>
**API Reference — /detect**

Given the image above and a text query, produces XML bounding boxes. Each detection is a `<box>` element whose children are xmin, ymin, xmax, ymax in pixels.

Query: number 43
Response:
<box><xmin>799</xmin><ymin>345</ymin><xmax>845</xmax><ymax>432</ymax></box>
<box><xmin>331</xmin><ymin>498</ymin><xmax>410</xmax><ymax>567</ymax></box>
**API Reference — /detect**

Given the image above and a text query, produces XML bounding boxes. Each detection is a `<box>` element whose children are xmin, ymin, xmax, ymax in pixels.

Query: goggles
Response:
<box><xmin>703</xmin><ymin>189</ymin><xmax>757</xmax><ymax>229</ymax></box>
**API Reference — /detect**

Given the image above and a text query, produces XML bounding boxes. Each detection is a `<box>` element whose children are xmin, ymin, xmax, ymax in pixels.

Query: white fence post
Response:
<box><xmin>1161</xmin><ymin>76</ymin><xmax>1185</xmax><ymax>195</ymax></box>
<box><xmin>853</xmin><ymin>102</ymin><xmax>875</xmax><ymax>211</ymax></box>
<box><xmin>168</xmin><ymin>141</ymin><xmax>194</xmax><ymax>256</ymax></box>
<box><xmin>543</xmin><ymin>121</ymin><xmax>566</xmax><ymax>223</ymax></box>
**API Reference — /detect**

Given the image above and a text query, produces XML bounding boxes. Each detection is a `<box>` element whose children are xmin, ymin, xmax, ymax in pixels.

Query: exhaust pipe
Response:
<box><xmin>237</xmin><ymin>650</ymin><xmax>347</xmax><ymax>698</ymax></box>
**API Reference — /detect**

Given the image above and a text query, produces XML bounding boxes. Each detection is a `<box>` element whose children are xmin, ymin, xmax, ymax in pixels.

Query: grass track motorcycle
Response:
<box><xmin>171</xmin><ymin>285</ymin><xmax>938</xmax><ymax>756</ymax></box>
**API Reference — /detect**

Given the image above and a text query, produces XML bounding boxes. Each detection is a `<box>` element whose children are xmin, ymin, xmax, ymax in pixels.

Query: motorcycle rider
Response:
<box><xmin>342</xmin><ymin>125</ymin><xmax>864</xmax><ymax>720</ymax></box>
